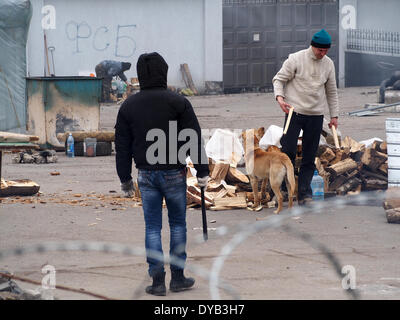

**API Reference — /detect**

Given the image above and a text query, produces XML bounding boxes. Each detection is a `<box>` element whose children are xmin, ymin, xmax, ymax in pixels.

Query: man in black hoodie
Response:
<box><xmin>115</xmin><ymin>52</ymin><xmax>209</xmax><ymax>296</ymax></box>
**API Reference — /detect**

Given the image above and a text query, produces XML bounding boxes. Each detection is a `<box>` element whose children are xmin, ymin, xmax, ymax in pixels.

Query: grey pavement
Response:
<box><xmin>1</xmin><ymin>86</ymin><xmax>399</xmax><ymax>300</ymax></box>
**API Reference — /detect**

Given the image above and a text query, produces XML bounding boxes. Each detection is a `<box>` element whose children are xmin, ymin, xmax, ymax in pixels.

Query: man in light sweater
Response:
<box><xmin>272</xmin><ymin>29</ymin><xmax>339</xmax><ymax>204</ymax></box>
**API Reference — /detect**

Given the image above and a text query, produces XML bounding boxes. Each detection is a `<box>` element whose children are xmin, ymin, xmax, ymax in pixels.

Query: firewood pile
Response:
<box><xmin>186</xmin><ymin>160</ymin><xmax>265</xmax><ymax>211</ymax></box>
<box><xmin>186</xmin><ymin>133</ymin><xmax>389</xmax><ymax>211</ymax></box>
<box><xmin>314</xmin><ymin>135</ymin><xmax>388</xmax><ymax>195</ymax></box>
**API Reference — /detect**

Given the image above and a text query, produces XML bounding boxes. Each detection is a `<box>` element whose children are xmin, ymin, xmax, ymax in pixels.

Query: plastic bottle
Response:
<box><xmin>311</xmin><ymin>170</ymin><xmax>324</xmax><ymax>201</ymax></box>
<box><xmin>66</xmin><ymin>133</ymin><xmax>75</xmax><ymax>158</ymax></box>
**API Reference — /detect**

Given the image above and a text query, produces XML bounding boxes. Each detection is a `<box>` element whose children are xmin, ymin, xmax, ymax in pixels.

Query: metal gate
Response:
<box><xmin>223</xmin><ymin>0</ymin><xmax>339</xmax><ymax>93</ymax></box>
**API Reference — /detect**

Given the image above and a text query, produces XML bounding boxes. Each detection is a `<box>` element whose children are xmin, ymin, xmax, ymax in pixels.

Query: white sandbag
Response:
<box><xmin>205</xmin><ymin>129</ymin><xmax>244</xmax><ymax>164</ymax></box>
<box><xmin>259</xmin><ymin>125</ymin><xmax>303</xmax><ymax>149</ymax></box>
<box><xmin>259</xmin><ymin>125</ymin><xmax>283</xmax><ymax>149</ymax></box>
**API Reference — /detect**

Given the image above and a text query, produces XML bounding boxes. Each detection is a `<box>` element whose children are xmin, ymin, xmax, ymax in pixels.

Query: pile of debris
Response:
<box><xmin>314</xmin><ymin>136</ymin><xmax>388</xmax><ymax>195</ymax></box>
<box><xmin>186</xmin><ymin>160</ymin><xmax>257</xmax><ymax>211</ymax></box>
<box><xmin>12</xmin><ymin>150</ymin><xmax>58</xmax><ymax>164</ymax></box>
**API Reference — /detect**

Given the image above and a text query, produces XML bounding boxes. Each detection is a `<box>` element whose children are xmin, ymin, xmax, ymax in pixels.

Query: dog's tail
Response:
<box><xmin>283</xmin><ymin>158</ymin><xmax>296</xmax><ymax>207</ymax></box>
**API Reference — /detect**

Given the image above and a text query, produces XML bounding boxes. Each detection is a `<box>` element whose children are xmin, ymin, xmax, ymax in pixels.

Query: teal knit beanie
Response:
<box><xmin>311</xmin><ymin>29</ymin><xmax>331</xmax><ymax>48</ymax></box>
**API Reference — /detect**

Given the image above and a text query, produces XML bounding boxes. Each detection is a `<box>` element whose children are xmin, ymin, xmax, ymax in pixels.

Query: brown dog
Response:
<box><xmin>242</xmin><ymin>128</ymin><xmax>296</xmax><ymax>214</ymax></box>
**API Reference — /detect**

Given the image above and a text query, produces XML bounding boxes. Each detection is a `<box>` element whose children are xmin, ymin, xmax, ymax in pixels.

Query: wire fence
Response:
<box><xmin>0</xmin><ymin>191</ymin><xmax>384</xmax><ymax>300</ymax></box>
<box><xmin>347</xmin><ymin>29</ymin><xmax>400</xmax><ymax>56</ymax></box>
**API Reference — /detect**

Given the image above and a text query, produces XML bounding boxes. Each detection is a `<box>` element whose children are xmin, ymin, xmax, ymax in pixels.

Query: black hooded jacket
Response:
<box><xmin>115</xmin><ymin>52</ymin><xmax>209</xmax><ymax>182</ymax></box>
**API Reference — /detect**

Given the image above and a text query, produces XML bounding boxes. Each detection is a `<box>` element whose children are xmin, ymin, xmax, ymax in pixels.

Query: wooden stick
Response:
<box><xmin>283</xmin><ymin>107</ymin><xmax>294</xmax><ymax>135</ymax></box>
<box><xmin>331</xmin><ymin>125</ymin><xmax>340</xmax><ymax>148</ymax></box>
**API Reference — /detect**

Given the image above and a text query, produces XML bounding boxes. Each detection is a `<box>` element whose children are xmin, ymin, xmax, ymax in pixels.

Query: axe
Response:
<box><xmin>200</xmin><ymin>187</ymin><xmax>208</xmax><ymax>241</ymax></box>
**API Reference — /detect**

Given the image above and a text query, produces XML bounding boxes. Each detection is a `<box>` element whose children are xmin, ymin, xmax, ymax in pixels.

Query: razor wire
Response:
<box><xmin>0</xmin><ymin>191</ymin><xmax>385</xmax><ymax>300</ymax></box>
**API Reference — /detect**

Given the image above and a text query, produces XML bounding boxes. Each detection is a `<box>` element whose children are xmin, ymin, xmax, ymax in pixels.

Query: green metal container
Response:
<box><xmin>26</xmin><ymin>76</ymin><xmax>102</xmax><ymax>149</ymax></box>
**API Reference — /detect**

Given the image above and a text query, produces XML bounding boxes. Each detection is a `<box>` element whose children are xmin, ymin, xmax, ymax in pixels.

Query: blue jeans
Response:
<box><xmin>138</xmin><ymin>168</ymin><xmax>187</xmax><ymax>277</ymax></box>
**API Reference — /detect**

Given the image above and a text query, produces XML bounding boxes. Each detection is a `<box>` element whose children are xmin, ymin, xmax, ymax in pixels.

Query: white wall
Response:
<box><xmin>27</xmin><ymin>0</ymin><xmax>223</xmax><ymax>90</ymax></box>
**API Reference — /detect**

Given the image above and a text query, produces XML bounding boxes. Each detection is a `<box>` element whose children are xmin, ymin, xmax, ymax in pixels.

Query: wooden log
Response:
<box><xmin>378</xmin><ymin>141</ymin><xmax>387</xmax><ymax>154</ymax></box>
<box><xmin>328</xmin><ymin>175</ymin><xmax>347</xmax><ymax>191</ymax></box>
<box><xmin>0</xmin><ymin>179</ymin><xmax>40</xmax><ymax>197</ymax></box>
<box><xmin>326</xmin><ymin>158</ymin><xmax>358</xmax><ymax>177</ymax></box>
<box><xmin>226</xmin><ymin>166</ymin><xmax>249</xmax><ymax>184</ymax></box>
<box><xmin>186</xmin><ymin>189</ymin><xmax>213</xmax><ymax>208</ymax></box>
<box><xmin>362</xmin><ymin>178</ymin><xmax>387</xmax><ymax>190</ymax></box>
<box><xmin>378</xmin><ymin>161</ymin><xmax>388</xmax><ymax>175</ymax></box>
<box><xmin>385</xmin><ymin>208</ymin><xmax>400</xmax><ymax>224</ymax></box>
<box><xmin>336</xmin><ymin>177</ymin><xmax>362</xmax><ymax>195</ymax></box>
<box><xmin>0</xmin><ymin>132</ymin><xmax>39</xmax><ymax>143</ymax></box>
<box><xmin>187</xmin><ymin>185</ymin><xmax>214</xmax><ymax>204</ymax></box>
<box><xmin>341</xmin><ymin>136</ymin><xmax>365</xmax><ymax>153</ymax></box>
<box><xmin>319</xmin><ymin>146</ymin><xmax>336</xmax><ymax>164</ymax></box>
<box><xmin>57</xmin><ymin>131</ymin><xmax>115</xmax><ymax>142</ymax></box>
<box><xmin>210</xmin><ymin>162</ymin><xmax>230</xmax><ymax>184</ymax></box>
<box><xmin>383</xmin><ymin>187</ymin><xmax>400</xmax><ymax>210</ymax></box>
<box><xmin>361</xmin><ymin>148</ymin><xmax>388</xmax><ymax>171</ymax></box>
<box><xmin>360</xmin><ymin>168</ymin><xmax>388</xmax><ymax>182</ymax></box>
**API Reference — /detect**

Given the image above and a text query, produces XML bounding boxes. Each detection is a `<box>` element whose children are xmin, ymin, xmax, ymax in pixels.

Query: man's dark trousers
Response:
<box><xmin>280</xmin><ymin>112</ymin><xmax>324</xmax><ymax>201</ymax></box>
<box><xmin>95</xmin><ymin>64</ymin><xmax>112</xmax><ymax>103</ymax></box>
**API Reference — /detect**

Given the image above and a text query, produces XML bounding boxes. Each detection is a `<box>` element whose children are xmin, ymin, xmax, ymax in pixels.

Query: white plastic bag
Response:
<box><xmin>205</xmin><ymin>129</ymin><xmax>244</xmax><ymax>164</ymax></box>
<box><xmin>359</xmin><ymin>137</ymin><xmax>383</xmax><ymax>148</ymax></box>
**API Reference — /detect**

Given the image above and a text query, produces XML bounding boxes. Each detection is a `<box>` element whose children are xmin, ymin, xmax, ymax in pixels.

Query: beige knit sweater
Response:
<box><xmin>272</xmin><ymin>46</ymin><xmax>339</xmax><ymax>118</ymax></box>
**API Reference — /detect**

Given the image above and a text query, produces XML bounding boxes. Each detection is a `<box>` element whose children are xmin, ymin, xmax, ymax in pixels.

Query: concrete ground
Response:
<box><xmin>1</xmin><ymin>86</ymin><xmax>400</xmax><ymax>300</ymax></box>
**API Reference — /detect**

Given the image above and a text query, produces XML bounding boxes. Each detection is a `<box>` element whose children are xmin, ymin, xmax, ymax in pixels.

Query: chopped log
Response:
<box><xmin>385</xmin><ymin>208</ymin><xmax>400</xmax><ymax>224</ymax></box>
<box><xmin>325</xmin><ymin>158</ymin><xmax>358</xmax><ymax>177</ymax></box>
<box><xmin>378</xmin><ymin>141</ymin><xmax>387</xmax><ymax>154</ymax></box>
<box><xmin>361</xmin><ymin>148</ymin><xmax>388</xmax><ymax>171</ymax></box>
<box><xmin>328</xmin><ymin>175</ymin><xmax>347</xmax><ymax>191</ymax></box>
<box><xmin>350</xmin><ymin>150</ymin><xmax>364</xmax><ymax>163</ymax></box>
<box><xmin>383</xmin><ymin>187</ymin><xmax>400</xmax><ymax>210</ymax></box>
<box><xmin>0</xmin><ymin>179</ymin><xmax>40</xmax><ymax>197</ymax></box>
<box><xmin>318</xmin><ymin>146</ymin><xmax>336</xmax><ymax>163</ymax></box>
<box><xmin>336</xmin><ymin>177</ymin><xmax>362</xmax><ymax>195</ymax></box>
<box><xmin>57</xmin><ymin>131</ymin><xmax>115</xmax><ymax>142</ymax></box>
<box><xmin>341</xmin><ymin>136</ymin><xmax>365</xmax><ymax>153</ymax></box>
<box><xmin>360</xmin><ymin>169</ymin><xmax>388</xmax><ymax>182</ymax></box>
<box><xmin>208</xmin><ymin>188</ymin><xmax>228</xmax><ymax>200</ymax></box>
<box><xmin>0</xmin><ymin>132</ymin><xmax>39</xmax><ymax>143</ymax></box>
<box><xmin>330</xmin><ymin>149</ymin><xmax>348</xmax><ymax>166</ymax></box>
<box><xmin>210</xmin><ymin>162</ymin><xmax>230</xmax><ymax>184</ymax></box>
<box><xmin>207</xmin><ymin>181</ymin><xmax>225</xmax><ymax>192</ymax></box>
<box><xmin>226</xmin><ymin>166</ymin><xmax>249</xmax><ymax>184</ymax></box>
<box><xmin>378</xmin><ymin>161</ymin><xmax>388</xmax><ymax>175</ymax></box>
<box><xmin>186</xmin><ymin>190</ymin><xmax>212</xmax><ymax>208</ymax></box>
<box><xmin>187</xmin><ymin>185</ymin><xmax>214</xmax><ymax>203</ymax></box>
<box><xmin>362</xmin><ymin>178</ymin><xmax>387</xmax><ymax>190</ymax></box>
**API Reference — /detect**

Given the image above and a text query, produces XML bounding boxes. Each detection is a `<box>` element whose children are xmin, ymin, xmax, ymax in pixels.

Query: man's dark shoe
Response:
<box><xmin>298</xmin><ymin>197</ymin><xmax>313</xmax><ymax>206</ymax></box>
<box><xmin>146</xmin><ymin>271</ymin><xmax>166</xmax><ymax>296</ymax></box>
<box><xmin>170</xmin><ymin>270</ymin><xmax>195</xmax><ymax>292</ymax></box>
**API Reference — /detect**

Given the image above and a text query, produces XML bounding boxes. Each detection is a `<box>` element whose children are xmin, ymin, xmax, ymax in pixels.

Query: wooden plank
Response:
<box><xmin>180</xmin><ymin>63</ymin><xmax>198</xmax><ymax>95</ymax></box>
<box><xmin>210</xmin><ymin>194</ymin><xmax>247</xmax><ymax>210</ymax></box>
